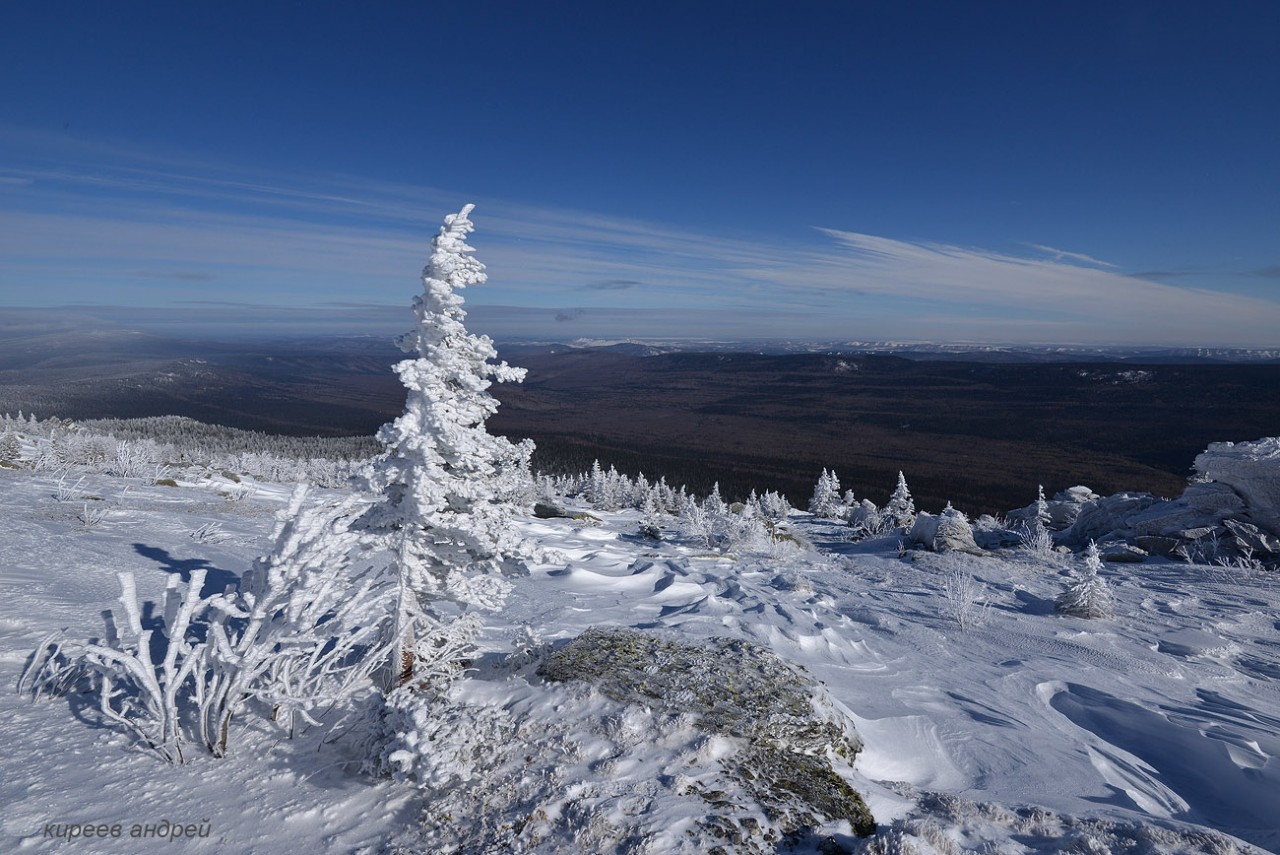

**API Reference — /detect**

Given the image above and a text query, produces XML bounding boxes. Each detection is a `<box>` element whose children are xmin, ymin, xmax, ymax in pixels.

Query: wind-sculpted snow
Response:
<box><xmin>3</xmin><ymin>459</ymin><xmax>1279</xmax><ymax>852</ymax></box>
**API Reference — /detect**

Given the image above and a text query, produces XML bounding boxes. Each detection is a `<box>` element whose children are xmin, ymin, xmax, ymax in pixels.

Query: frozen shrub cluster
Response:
<box><xmin>23</xmin><ymin>488</ymin><xmax>389</xmax><ymax>760</ymax></box>
<box><xmin>2</xmin><ymin>412</ymin><xmax>372</xmax><ymax>487</ymax></box>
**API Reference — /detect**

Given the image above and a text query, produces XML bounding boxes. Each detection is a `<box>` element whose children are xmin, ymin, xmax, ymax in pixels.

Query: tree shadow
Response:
<box><xmin>132</xmin><ymin>543</ymin><xmax>240</xmax><ymax>598</ymax></box>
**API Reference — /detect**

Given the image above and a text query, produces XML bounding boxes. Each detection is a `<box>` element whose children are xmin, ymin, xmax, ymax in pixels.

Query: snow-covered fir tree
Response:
<box><xmin>884</xmin><ymin>471</ymin><xmax>916</xmax><ymax>529</ymax></box>
<box><xmin>1034</xmin><ymin>484</ymin><xmax>1052</xmax><ymax>528</ymax></box>
<box><xmin>361</xmin><ymin>204</ymin><xmax>533</xmax><ymax>692</ymax></box>
<box><xmin>808</xmin><ymin>469</ymin><xmax>844</xmax><ymax>519</ymax></box>
<box><xmin>1056</xmin><ymin>541</ymin><xmax>1114</xmax><ymax>619</ymax></box>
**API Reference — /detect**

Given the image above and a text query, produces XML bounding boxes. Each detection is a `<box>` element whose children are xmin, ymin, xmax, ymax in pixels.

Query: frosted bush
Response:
<box><xmin>943</xmin><ymin>565</ymin><xmax>988</xmax><ymax>631</ymax></box>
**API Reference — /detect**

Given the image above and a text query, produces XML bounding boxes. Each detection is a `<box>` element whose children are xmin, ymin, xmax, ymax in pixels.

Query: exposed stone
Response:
<box><xmin>537</xmin><ymin>627</ymin><xmax>876</xmax><ymax>846</ymax></box>
<box><xmin>533</xmin><ymin>501</ymin><xmax>570</xmax><ymax>519</ymax></box>
<box><xmin>1100</xmin><ymin>543</ymin><xmax>1147</xmax><ymax>563</ymax></box>
<box><xmin>1126</xmin><ymin>501</ymin><xmax>1206</xmax><ymax>538</ymax></box>
<box><xmin>1135</xmin><ymin>535</ymin><xmax>1181</xmax><ymax>557</ymax></box>
<box><xmin>1223</xmin><ymin>519</ymin><xmax>1280</xmax><ymax>556</ymax></box>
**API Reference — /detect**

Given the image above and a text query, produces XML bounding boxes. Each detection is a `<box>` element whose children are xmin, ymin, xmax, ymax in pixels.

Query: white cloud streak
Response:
<box><xmin>1</xmin><ymin>128</ymin><xmax>1279</xmax><ymax>346</ymax></box>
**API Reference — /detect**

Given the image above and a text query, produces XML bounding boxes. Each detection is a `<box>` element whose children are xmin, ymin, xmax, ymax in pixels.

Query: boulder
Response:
<box><xmin>1134</xmin><ymin>535</ymin><xmax>1181</xmax><ymax>557</ymax></box>
<box><xmin>1194</xmin><ymin>437</ymin><xmax>1280</xmax><ymax>534</ymax></box>
<box><xmin>1222</xmin><ymin>519</ymin><xmax>1280</xmax><ymax>556</ymax></box>
<box><xmin>1062</xmin><ymin>492</ymin><xmax>1160</xmax><ymax>546</ymax></box>
<box><xmin>391</xmin><ymin>629</ymin><xmax>877</xmax><ymax>855</ymax></box>
<box><xmin>1101</xmin><ymin>542</ymin><xmax>1148</xmax><ymax>563</ymax></box>
<box><xmin>907</xmin><ymin>512</ymin><xmax>939</xmax><ymax>549</ymax></box>
<box><xmin>933</xmin><ymin>508</ymin><xmax>982</xmax><ymax>554</ymax></box>
<box><xmin>1181</xmin><ymin>480</ymin><xmax>1246</xmax><ymax>515</ymax></box>
<box><xmin>533</xmin><ymin>501</ymin><xmax>571</xmax><ymax>519</ymax></box>
<box><xmin>1126</xmin><ymin>500</ymin><xmax>1213</xmax><ymax>538</ymax></box>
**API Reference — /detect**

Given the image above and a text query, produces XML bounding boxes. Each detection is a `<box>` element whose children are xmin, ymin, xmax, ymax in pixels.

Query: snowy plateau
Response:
<box><xmin>1</xmin><ymin>430</ymin><xmax>1279</xmax><ymax>854</ymax></box>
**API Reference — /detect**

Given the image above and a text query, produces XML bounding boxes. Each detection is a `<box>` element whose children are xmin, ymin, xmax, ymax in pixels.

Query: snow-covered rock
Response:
<box><xmin>390</xmin><ymin>628</ymin><xmax>876</xmax><ymax>854</ymax></box>
<box><xmin>907</xmin><ymin>512</ymin><xmax>939</xmax><ymax>548</ymax></box>
<box><xmin>1194</xmin><ymin>437</ymin><xmax>1280</xmax><ymax>534</ymax></box>
<box><xmin>934</xmin><ymin>508</ymin><xmax>981</xmax><ymax>554</ymax></box>
<box><xmin>1100</xmin><ymin>542</ymin><xmax>1148</xmax><ymax>563</ymax></box>
<box><xmin>1062</xmin><ymin>492</ymin><xmax>1161</xmax><ymax>546</ymax></box>
<box><xmin>908</xmin><ymin>509</ymin><xmax>981</xmax><ymax>554</ymax></box>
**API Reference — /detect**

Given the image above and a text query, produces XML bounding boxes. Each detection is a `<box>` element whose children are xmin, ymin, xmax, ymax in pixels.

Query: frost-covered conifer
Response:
<box><xmin>808</xmin><ymin>469</ymin><xmax>844</xmax><ymax>519</ymax></box>
<box><xmin>361</xmin><ymin>204</ymin><xmax>532</xmax><ymax>691</ymax></box>
<box><xmin>703</xmin><ymin>481</ymin><xmax>728</xmax><ymax>517</ymax></box>
<box><xmin>1056</xmin><ymin>541</ymin><xmax>1114</xmax><ymax>619</ymax></box>
<box><xmin>885</xmin><ymin>471</ymin><xmax>916</xmax><ymax>529</ymax></box>
<box><xmin>759</xmin><ymin>490</ymin><xmax>793</xmax><ymax>522</ymax></box>
<box><xmin>1035</xmin><ymin>484</ymin><xmax>1052</xmax><ymax>529</ymax></box>
<box><xmin>0</xmin><ymin>431</ymin><xmax>21</xmax><ymax>463</ymax></box>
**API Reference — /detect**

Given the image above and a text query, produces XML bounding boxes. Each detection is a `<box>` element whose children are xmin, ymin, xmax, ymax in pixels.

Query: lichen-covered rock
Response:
<box><xmin>388</xmin><ymin>628</ymin><xmax>875</xmax><ymax>855</ymax></box>
<box><xmin>537</xmin><ymin>628</ymin><xmax>876</xmax><ymax>849</ymax></box>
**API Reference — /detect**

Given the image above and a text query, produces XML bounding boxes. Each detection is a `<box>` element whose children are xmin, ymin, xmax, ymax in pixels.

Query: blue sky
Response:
<box><xmin>2</xmin><ymin>2</ymin><xmax>1278</xmax><ymax>346</ymax></box>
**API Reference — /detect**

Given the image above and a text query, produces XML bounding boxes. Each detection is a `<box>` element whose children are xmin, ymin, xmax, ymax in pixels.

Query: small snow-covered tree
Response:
<box><xmin>884</xmin><ymin>471</ymin><xmax>916</xmax><ymax>530</ymax></box>
<box><xmin>1056</xmin><ymin>541</ymin><xmax>1113</xmax><ymax>619</ymax></box>
<box><xmin>758</xmin><ymin>490</ymin><xmax>793</xmax><ymax>522</ymax></box>
<box><xmin>1034</xmin><ymin>484</ymin><xmax>1052</xmax><ymax>529</ymax></box>
<box><xmin>0</xmin><ymin>431</ymin><xmax>21</xmax><ymax>464</ymax></box>
<box><xmin>808</xmin><ymin>469</ymin><xmax>844</xmax><ymax>519</ymax></box>
<box><xmin>361</xmin><ymin>204</ymin><xmax>532</xmax><ymax>692</ymax></box>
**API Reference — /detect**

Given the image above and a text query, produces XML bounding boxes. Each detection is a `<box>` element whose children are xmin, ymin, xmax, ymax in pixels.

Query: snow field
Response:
<box><xmin>2</xmin><ymin>470</ymin><xmax>1277</xmax><ymax>853</ymax></box>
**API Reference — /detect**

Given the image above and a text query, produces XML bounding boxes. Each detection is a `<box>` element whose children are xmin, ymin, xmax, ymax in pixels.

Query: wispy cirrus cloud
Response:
<box><xmin>1026</xmin><ymin>243</ymin><xmax>1117</xmax><ymax>268</ymax></box>
<box><xmin>2</xmin><ymin>126</ymin><xmax>1279</xmax><ymax>346</ymax></box>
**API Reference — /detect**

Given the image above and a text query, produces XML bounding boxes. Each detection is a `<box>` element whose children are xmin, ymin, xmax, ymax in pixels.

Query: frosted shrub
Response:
<box><xmin>1019</xmin><ymin>518</ymin><xmax>1055</xmax><ymax>556</ymax></box>
<box><xmin>757</xmin><ymin>489</ymin><xmax>794</xmax><ymax>522</ymax></box>
<box><xmin>24</xmin><ymin>570</ymin><xmax>209</xmax><ymax>763</ymax></box>
<box><xmin>53</xmin><ymin>471</ymin><xmax>84</xmax><ymax>502</ymax></box>
<box><xmin>943</xmin><ymin>565</ymin><xmax>988</xmax><ymax>631</ymax></box>
<box><xmin>678</xmin><ymin>499</ymin><xmax>714</xmax><ymax>548</ymax></box>
<box><xmin>25</xmin><ymin>488</ymin><xmax>396</xmax><ymax>761</ymax></box>
<box><xmin>76</xmin><ymin>501</ymin><xmax>109</xmax><ymax>531</ymax></box>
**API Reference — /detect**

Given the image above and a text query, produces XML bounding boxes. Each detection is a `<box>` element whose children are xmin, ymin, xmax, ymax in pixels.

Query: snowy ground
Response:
<box><xmin>2</xmin><ymin>465</ymin><xmax>1278</xmax><ymax>853</ymax></box>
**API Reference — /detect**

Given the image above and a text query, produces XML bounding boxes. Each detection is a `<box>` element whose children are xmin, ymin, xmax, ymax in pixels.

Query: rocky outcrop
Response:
<box><xmin>1194</xmin><ymin>437</ymin><xmax>1280</xmax><ymax>535</ymax></box>
<box><xmin>1052</xmin><ymin>438</ymin><xmax>1280</xmax><ymax>566</ymax></box>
